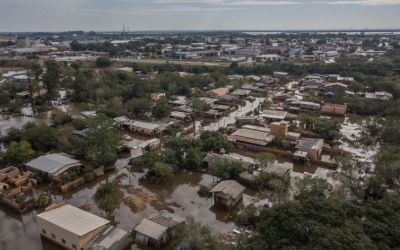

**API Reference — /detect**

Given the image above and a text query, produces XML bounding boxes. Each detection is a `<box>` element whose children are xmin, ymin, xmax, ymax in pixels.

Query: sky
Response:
<box><xmin>0</xmin><ymin>0</ymin><xmax>400</xmax><ymax>32</ymax></box>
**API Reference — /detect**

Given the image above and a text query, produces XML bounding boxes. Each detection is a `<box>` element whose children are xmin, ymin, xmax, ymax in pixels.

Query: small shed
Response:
<box><xmin>210</xmin><ymin>180</ymin><xmax>245</xmax><ymax>210</ymax></box>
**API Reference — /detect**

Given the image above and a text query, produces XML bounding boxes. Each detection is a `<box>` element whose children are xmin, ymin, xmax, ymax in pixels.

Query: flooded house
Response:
<box><xmin>321</xmin><ymin>103</ymin><xmax>347</xmax><ymax>116</ymax></box>
<box><xmin>128</xmin><ymin>121</ymin><xmax>161</xmax><ymax>136</ymax></box>
<box><xmin>134</xmin><ymin>210</ymin><xmax>185</xmax><ymax>248</ymax></box>
<box><xmin>25</xmin><ymin>153</ymin><xmax>82</xmax><ymax>182</ymax></box>
<box><xmin>228</xmin><ymin>125</ymin><xmax>275</xmax><ymax>149</ymax></box>
<box><xmin>0</xmin><ymin>166</ymin><xmax>37</xmax><ymax>212</ymax></box>
<box><xmin>260</xmin><ymin>110</ymin><xmax>288</xmax><ymax>122</ymax></box>
<box><xmin>210</xmin><ymin>180</ymin><xmax>245</xmax><ymax>210</ymax></box>
<box><xmin>169</xmin><ymin>111</ymin><xmax>192</xmax><ymax>122</ymax></box>
<box><xmin>295</xmin><ymin>138</ymin><xmax>324</xmax><ymax>161</ymax></box>
<box><xmin>37</xmin><ymin>204</ymin><xmax>130</xmax><ymax>250</ymax></box>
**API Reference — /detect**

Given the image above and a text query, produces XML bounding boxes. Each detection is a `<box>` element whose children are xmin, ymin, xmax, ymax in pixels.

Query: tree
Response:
<box><xmin>96</xmin><ymin>57</ymin><xmax>112</xmax><ymax>68</ymax></box>
<box><xmin>3</xmin><ymin>140</ymin><xmax>35</xmax><ymax>165</ymax></box>
<box><xmin>190</xmin><ymin>97</ymin><xmax>210</xmax><ymax>135</ymax></box>
<box><xmin>152</xmin><ymin>99</ymin><xmax>171</xmax><ymax>118</ymax></box>
<box><xmin>200</xmin><ymin>131</ymin><xmax>233</xmax><ymax>153</ymax></box>
<box><xmin>52</xmin><ymin>111</ymin><xmax>72</xmax><ymax>126</ymax></box>
<box><xmin>145</xmin><ymin>162</ymin><xmax>173</xmax><ymax>184</ymax></box>
<box><xmin>255</xmin><ymin>152</ymin><xmax>276</xmax><ymax>168</ymax></box>
<box><xmin>213</xmin><ymin>159</ymin><xmax>244</xmax><ymax>180</ymax></box>
<box><xmin>94</xmin><ymin>182</ymin><xmax>123</xmax><ymax>214</ymax></box>
<box><xmin>127</xmin><ymin>98</ymin><xmax>151</xmax><ymax>118</ymax></box>
<box><xmin>86</xmin><ymin>115</ymin><xmax>122</xmax><ymax>168</ymax></box>
<box><xmin>171</xmin><ymin>216</ymin><xmax>221</xmax><ymax>250</ymax></box>
<box><xmin>42</xmin><ymin>60</ymin><xmax>61</xmax><ymax>99</ymax></box>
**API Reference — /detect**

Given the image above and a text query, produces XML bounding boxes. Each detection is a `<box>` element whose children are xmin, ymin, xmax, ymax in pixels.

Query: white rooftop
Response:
<box><xmin>37</xmin><ymin>205</ymin><xmax>109</xmax><ymax>236</ymax></box>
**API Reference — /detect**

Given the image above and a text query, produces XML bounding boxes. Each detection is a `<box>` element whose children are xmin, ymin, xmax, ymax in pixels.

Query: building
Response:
<box><xmin>37</xmin><ymin>204</ymin><xmax>110</xmax><ymax>250</ymax></box>
<box><xmin>16</xmin><ymin>36</ymin><xmax>31</xmax><ymax>48</ymax></box>
<box><xmin>260</xmin><ymin>110</ymin><xmax>287</xmax><ymax>121</ymax></box>
<box><xmin>321</xmin><ymin>103</ymin><xmax>347</xmax><ymax>116</ymax></box>
<box><xmin>228</xmin><ymin>127</ymin><xmax>275</xmax><ymax>147</ymax></box>
<box><xmin>150</xmin><ymin>92</ymin><xmax>166</xmax><ymax>101</ymax></box>
<box><xmin>210</xmin><ymin>180</ymin><xmax>245</xmax><ymax>210</ymax></box>
<box><xmin>295</xmin><ymin>138</ymin><xmax>324</xmax><ymax>161</ymax></box>
<box><xmin>265</xmin><ymin>162</ymin><xmax>293</xmax><ymax>177</ymax></box>
<box><xmin>207</xmin><ymin>87</ymin><xmax>230</xmax><ymax>97</ymax></box>
<box><xmin>129</xmin><ymin>121</ymin><xmax>161</xmax><ymax>136</ymax></box>
<box><xmin>365</xmin><ymin>91</ymin><xmax>393</xmax><ymax>101</ymax></box>
<box><xmin>299</xmin><ymin>101</ymin><xmax>321</xmax><ymax>111</ymax></box>
<box><xmin>134</xmin><ymin>210</ymin><xmax>185</xmax><ymax>248</ymax></box>
<box><xmin>169</xmin><ymin>111</ymin><xmax>192</xmax><ymax>122</ymax></box>
<box><xmin>25</xmin><ymin>153</ymin><xmax>82</xmax><ymax>182</ymax></box>
<box><xmin>270</xmin><ymin>121</ymin><xmax>289</xmax><ymax>138</ymax></box>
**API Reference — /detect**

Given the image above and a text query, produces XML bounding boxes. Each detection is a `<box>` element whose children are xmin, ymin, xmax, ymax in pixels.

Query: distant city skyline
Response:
<box><xmin>1</xmin><ymin>0</ymin><xmax>400</xmax><ymax>32</ymax></box>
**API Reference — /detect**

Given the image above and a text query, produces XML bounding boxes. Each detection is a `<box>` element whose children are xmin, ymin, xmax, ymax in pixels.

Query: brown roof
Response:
<box><xmin>210</xmin><ymin>180</ymin><xmax>245</xmax><ymax>198</ymax></box>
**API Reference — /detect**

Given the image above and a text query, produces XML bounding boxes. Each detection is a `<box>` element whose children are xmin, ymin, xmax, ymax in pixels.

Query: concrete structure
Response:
<box><xmin>37</xmin><ymin>204</ymin><xmax>110</xmax><ymax>250</ymax></box>
<box><xmin>210</xmin><ymin>180</ymin><xmax>245</xmax><ymax>210</ymax></box>
<box><xmin>295</xmin><ymin>138</ymin><xmax>324</xmax><ymax>161</ymax></box>
<box><xmin>270</xmin><ymin>121</ymin><xmax>289</xmax><ymax>138</ymax></box>
<box><xmin>260</xmin><ymin>110</ymin><xmax>287</xmax><ymax>121</ymax></box>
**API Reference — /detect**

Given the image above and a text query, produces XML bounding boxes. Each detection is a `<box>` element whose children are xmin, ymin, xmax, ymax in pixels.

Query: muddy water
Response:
<box><xmin>0</xmin><ymin>105</ymin><xmax>52</xmax><ymax>136</ymax></box>
<box><xmin>0</xmin><ymin>168</ymin><xmax>240</xmax><ymax>250</ymax></box>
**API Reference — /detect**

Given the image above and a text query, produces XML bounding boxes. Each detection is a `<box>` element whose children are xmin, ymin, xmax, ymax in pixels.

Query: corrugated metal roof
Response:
<box><xmin>26</xmin><ymin>153</ymin><xmax>81</xmax><ymax>175</ymax></box>
<box><xmin>37</xmin><ymin>205</ymin><xmax>109</xmax><ymax>236</ymax></box>
<box><xmin>132</xmin><ymin>121</ymin><xmax>160</xmax><ymax>130</ymax></box>
<box><xmin>135</xmin><ymin>219</ymin><xmax>167</xmax><ymax>240</ymax></box>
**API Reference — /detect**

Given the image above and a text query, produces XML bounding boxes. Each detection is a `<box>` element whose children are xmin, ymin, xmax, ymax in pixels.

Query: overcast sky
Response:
<box><xmin>1</xmin><ymin>0</ymin><xmax>400</xmax><ymax>32</ymax></box>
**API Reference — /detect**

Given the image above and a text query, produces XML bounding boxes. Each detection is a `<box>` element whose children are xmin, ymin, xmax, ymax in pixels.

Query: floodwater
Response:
<box><xmin>0</xmin><ymin>105</ymin><xmax>52</xmax><ymax>136</ymax></box>
<box><xmin>0</xmin><ymin>167</ymin><xmax>242</xmax><ymax>250</ymax></box>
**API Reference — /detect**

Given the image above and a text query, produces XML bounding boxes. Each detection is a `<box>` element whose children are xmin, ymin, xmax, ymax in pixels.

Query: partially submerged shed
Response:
<box><xmin>210</xmin><ymin>180</ymin><xmax>245</xmax><ymax>210</ymax></box>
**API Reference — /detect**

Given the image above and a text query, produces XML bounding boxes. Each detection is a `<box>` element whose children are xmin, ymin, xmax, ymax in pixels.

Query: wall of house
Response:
<box><xmin>37</xmin><ymin>217</ymin><xmax>81</xmax><ymax>250</ymax></box>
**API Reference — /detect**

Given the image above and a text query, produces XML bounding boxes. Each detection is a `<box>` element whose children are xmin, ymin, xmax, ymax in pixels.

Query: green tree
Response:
<box><xmin>152</xmin><ymin>99</ymin><xmax>171</xmax><ymax>118</ymax></box>
<box><xmin>213</xmin><ymin>159</ymin><xmax>244</xmax><ymax>180</ymax></box>
<box><xmin>3</xmin><ymin>140</ymin><xmax>35</xmax><ymax>165</ymax></box>
<box><xmin>145</xmin><ymin>161</ymin><xmax>174</xmax><ymax>184</ymax></box>
<box><xmin>96</xmin><ymin>57</ymin><xmax>112</xmax><ymax>68</ymax></box>
<box><xmin>171</xmin><ymin>216</ymin><xmax>221</xmax><ymax>250</ymax></box>
<box><xmin>200</xmin><ymin>131</ymin><xmax>233</xmax><ymax>153</ymax></box>
<box><xmin>42</xmin><ymin>60</ymin><xmax>61</xmax><ymax>99</ymax></box>
<box><xmin>86</xmin><ymin>115</ymin><xmax>122</xmax><ymax>168</ymax></box>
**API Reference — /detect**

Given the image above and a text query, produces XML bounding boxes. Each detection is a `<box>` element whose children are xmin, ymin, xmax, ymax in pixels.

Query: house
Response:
<box><xmin>134</xmin><ymin>210</ymin><xmax>185</xmax><ymax>248</ymax></box>
<box><xmin>273</xmin><ymin>71</ymin><xmax>289</xmax><ymax>78</ymax></box>
<box><xmin>150</xmin><ymin>92</ymin><xmax>166</xmax><ymax>101</ymax></box>
<box><xmin>129</xmin><ymin>121</ymin><xmax>161</xmax><ymax>136</ymax></box>
<box><xmin>265</xmin><ymin>162</ymin><xmax>293</xmax><ymax>177</ymax></box>
<box><xmin>299</xmin><ymin>101</ymin><xmax>320</xmax><ymax>111</ymax></box>
<box><xmin>321</xmin><ymin>103</ymin><xmax>347</xmax><ymax>116</ymax></box>
<box><xmin>169</xmin><ymin>111</ymin><xmax>192</xmax><ymax>122</ymax></box>
<box><xmin>365</xmin><ymin>91</ymin><xmax>393</xmax><ymax>101</ymax></box>
<box><xmin>210</xmin><ymin>180</ymin><xmax>245</xmax><ymax>210</ymax></box>
<box><xmin>323</xmin><ymin>82</ymin><xmax>347</xmax><ymax>96</ymax></box>
<box><xmin>260</xmin><ymin>110</ymin><xmax>287</xmax><ymax>121</ymax></box>
<box><xmin>230</xmin><ymin>89</ymin><xmax>251</xmax><ymax>98</ymax></box>
<box><xmin>228</xmin><ymin>128</ymin><xmax>275</xmax><ymax>147</ymax></box>
<box><xmin>25</xmin><ymin>153</ymin><xmax>82</xmax><ymax>182</ymax></box>
<box><xmin>37</xmin><ymin>204</ymin><xmax>111</xmax><ymax>250</ymax></box>
<box><xmin>207</xmin><ymin>87</ymin><xmax>229</xmax><ymax>97</ymax></box>
<box><xmin>295</xmin><ymin>138</ymin><xmax>324</xmax><ymax>161</ymax></box>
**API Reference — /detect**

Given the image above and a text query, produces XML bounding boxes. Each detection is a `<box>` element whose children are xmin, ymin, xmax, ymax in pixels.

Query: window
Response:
<box><xmin>72</xmin><ymin>244</ymin><xmax>77</xmax><ymax>249</ymax></box>
<box><xmin>41</xmin><ymin>229</ymin><xmax>46</xmax><ymax>234</ymax></box>
<box><xmin>51</xmin><ymin>233</ymin><xmax>56</xmax><ymax>239</ymax></box>
<box><xmin>61</xmin><ymin>239</ymin><xmax>66</xmax><ymax>244</ymax></box>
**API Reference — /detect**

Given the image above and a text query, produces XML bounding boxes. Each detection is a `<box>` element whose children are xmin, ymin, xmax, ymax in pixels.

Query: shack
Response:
<box><xmin>134</xmin><ymin>210</ymin><xmax>185</xmax><ymax>248</ymax></box>
<box><xmin>210</xmin><ymin>180</ymin><xmax>245</xmax><ymax>210</ymax></box>
<box><xmin>295</xmin><ymin>138</ymin><xmax>324</xmax><ymax>161</ymax></box>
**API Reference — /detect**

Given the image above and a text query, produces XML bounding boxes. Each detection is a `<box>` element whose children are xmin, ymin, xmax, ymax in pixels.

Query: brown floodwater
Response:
<box><xmin>0</xmin><ymin>166</ymin><xmax>245</xmax><ymax>250</ymax></box>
